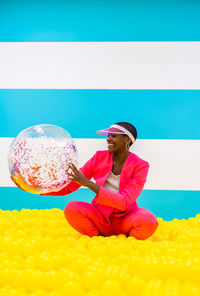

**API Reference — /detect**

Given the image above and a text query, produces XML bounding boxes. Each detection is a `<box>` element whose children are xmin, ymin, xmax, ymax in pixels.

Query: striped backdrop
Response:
<box><xmin>0</xmin><ymin>1</ymin><xmax>200</xmax><ymax>220</ymax></box>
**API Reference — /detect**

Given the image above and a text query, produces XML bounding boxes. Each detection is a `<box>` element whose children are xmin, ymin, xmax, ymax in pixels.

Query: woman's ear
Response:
<box><xmin>125</xmin><ymin>136</ymin><xmax>131</xmax><ymax>148</ymax></box>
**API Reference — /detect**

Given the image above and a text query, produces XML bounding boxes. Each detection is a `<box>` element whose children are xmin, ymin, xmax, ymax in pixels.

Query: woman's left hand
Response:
<box><xmin>67</xmin><ymin>163</ymin><xmax>89</xmax><ymax>187</ymax></box>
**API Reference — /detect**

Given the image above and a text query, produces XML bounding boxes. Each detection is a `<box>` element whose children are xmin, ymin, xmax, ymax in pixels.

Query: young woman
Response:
<box><xmin>45</xmin><ymin>122</ymin><xmax>158</xmax><ymax>239</ymax></box>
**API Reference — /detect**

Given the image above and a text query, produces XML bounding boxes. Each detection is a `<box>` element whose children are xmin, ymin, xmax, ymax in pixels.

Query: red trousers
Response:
<box><xmin>64</xmin><ymin>201</ymin><xmax>158</xmax><ymax>240</ymax></box>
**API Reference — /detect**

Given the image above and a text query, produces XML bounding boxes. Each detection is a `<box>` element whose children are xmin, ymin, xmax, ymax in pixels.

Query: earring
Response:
<box><xmin>126</xmin><ymin>143</ymin><xmax>129</xmax><ymax>151</ymax></box>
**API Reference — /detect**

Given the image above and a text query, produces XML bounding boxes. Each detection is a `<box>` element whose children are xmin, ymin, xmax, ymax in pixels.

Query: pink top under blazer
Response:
<box><xmin>45</xmin><ymin>150</ymin><xmax>149</xmax><ymax>223</ymax></box>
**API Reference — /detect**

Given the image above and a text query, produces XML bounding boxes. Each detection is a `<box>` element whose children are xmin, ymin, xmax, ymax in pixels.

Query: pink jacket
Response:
<box><xmin>45</xmin><ymin>150</ymin><xmax>149</xmax><ymax>222</ymax></box>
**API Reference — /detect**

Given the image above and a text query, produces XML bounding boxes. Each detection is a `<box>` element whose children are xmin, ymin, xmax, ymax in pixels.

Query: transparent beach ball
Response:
<box><xmin>8</xmin><ymin>124</ymin><xmax>78</xmax><ymax>194</ymax></box>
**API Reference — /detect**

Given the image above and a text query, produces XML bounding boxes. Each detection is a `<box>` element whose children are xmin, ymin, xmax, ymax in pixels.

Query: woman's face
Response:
<box><xmin>107</xmin><ymin>133</ymin><xmax>130</xmax><ymax>152</ymax></box>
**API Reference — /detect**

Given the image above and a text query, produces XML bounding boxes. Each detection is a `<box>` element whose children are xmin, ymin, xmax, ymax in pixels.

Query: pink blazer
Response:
<box><xmin>45</xmin><ymin>150</ymin><xmax>149</xmax><ymax>222</ymax></box>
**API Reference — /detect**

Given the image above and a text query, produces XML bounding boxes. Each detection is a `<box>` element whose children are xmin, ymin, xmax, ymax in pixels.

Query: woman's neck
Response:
<box><xmin>112</xmin><ymin>150</ymin><xmax>130</xmax><ymax>165</ymax></box>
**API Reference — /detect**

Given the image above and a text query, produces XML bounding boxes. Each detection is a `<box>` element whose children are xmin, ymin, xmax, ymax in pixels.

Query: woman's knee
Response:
<box><xmin>64</xmin><ymin>201</ymin><xmax>79</xmax><ymax>221</ymax></box>
<box><xmin>64</xmin><ymin>201</ymin><xmax>93</xmax><ymax>222</ymax></box>
<box><xmin>129</xmin><ymin>215</ymin><xmax>159</xmax><ymax>240</ymax></box>
<box><xmin>64</xmin><ymin>201</ymin><xmax>100</xmax><ymax>237</ymax></box>
<box><xmin>144</xmin><ymin>218</ymin><xmax>158</xmax><ymax>238</ymax></box>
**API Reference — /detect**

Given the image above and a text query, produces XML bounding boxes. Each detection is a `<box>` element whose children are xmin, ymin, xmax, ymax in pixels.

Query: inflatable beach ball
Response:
<box><xmin>8</xmin><ymin>124</ymin><xmax>78</xmax><ymax>194</ymax></box>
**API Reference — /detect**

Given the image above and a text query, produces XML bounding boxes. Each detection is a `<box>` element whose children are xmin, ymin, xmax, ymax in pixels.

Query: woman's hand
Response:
<box><xmin>67</xmin><ymin>163</ymin><xmax>100</xmax><ymax>194</ymax></box>
<box><xmin>67</xmin><ymin>163</ymin><xmax>89</xmax><ymax>187</ymax></box>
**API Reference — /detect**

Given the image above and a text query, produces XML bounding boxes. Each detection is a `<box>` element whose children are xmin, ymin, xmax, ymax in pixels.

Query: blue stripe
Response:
<box><xmin>0</xmin><ymin>188</ymin><xmax>199</xmax><ymax>220</ymax></box>
<box><xmin>0</xmin><ymin>89</ymin><xmax>200</xmax><ymax>139</ymax></box>
<box><xmin>0</xmin><ymin>1</ymin><xmax>200</xmax><ymax>42</ymax></box>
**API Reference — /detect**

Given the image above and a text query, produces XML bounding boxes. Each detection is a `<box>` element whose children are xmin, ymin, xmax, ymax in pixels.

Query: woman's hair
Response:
<box><xmin>115</xmin><ymin>122</ymin><xmax>137</xmax><ymax>146</ymax></box>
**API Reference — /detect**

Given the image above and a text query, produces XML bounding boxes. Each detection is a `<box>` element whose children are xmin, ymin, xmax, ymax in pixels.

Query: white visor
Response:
<box><xmin>97</xmin><ymin>124</ymin><xmax>135</xmax><ymax>144</ymax></box>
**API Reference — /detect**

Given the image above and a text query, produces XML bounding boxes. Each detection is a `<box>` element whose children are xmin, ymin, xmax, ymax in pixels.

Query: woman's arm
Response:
<box><xmin>68</xmin><ymin>163</ymin><xmax>100</xmax><ymax>194</ymax></box>
<box><xmin>95</xmin><ymin>162</ymin><xmax>149</xmax><ymax>211</ymax></box>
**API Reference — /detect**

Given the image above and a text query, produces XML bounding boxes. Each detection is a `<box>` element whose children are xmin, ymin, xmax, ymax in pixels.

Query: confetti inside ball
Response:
<box><xmin>8</xmin><ymin>124</ymin><xmax>78</xmax><ymax>194</ymax></box>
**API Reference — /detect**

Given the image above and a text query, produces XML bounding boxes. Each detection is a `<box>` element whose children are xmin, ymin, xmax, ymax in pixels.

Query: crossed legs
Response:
<box><xmin>64</xmin><ymin>201</ymin><xmax>158</xmax><ymax>239</ymax></box>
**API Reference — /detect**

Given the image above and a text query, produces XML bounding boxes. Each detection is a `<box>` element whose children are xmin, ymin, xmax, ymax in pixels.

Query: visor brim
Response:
<box><xmin>96</xmin><ymin>127</ymin><xmax>126</xmax><ymax>136</ymax></box>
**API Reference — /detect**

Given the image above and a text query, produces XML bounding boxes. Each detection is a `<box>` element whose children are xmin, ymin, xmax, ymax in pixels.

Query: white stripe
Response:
<box><xmin>0</xmin><ymin>42</ymin><xmax>200</xmax><ymax>89</ymax></box>
<box><xmin>1</xmin><ymin>138</ymin><xmax>200</xmax><ymax>190</ymax></box>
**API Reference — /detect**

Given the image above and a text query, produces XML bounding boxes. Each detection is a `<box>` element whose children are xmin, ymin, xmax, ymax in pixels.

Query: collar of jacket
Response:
<box><xmin>101</xmin><ymin>151</ymin><xmax>135</xmax><ymax>192</ymax></box>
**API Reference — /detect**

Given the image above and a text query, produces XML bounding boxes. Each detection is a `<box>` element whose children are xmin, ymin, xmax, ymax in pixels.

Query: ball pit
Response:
<box><xmin>0</xmin><ymin>209</ymin><xmax>199</xmax><ymax>296</ymax></box>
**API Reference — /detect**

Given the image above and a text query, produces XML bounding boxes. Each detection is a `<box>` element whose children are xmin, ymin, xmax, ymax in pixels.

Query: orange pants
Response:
<box><xmin>64</xmin><ymin>201</ymin><xmax>158</xmax><ymax>239</ymax></box>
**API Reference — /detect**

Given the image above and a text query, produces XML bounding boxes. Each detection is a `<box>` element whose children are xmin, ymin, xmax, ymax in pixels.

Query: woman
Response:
<box><xmin>45</xmin><ymin>122</ymin><xmax>158</xmax><ymax>239</ymax></box>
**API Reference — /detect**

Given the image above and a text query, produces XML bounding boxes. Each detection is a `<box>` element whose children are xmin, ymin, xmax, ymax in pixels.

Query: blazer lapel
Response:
<box><xmin>119</xmin><ymin>153</ymin><xmax>135</xmax><ymax>192</ymax></box>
